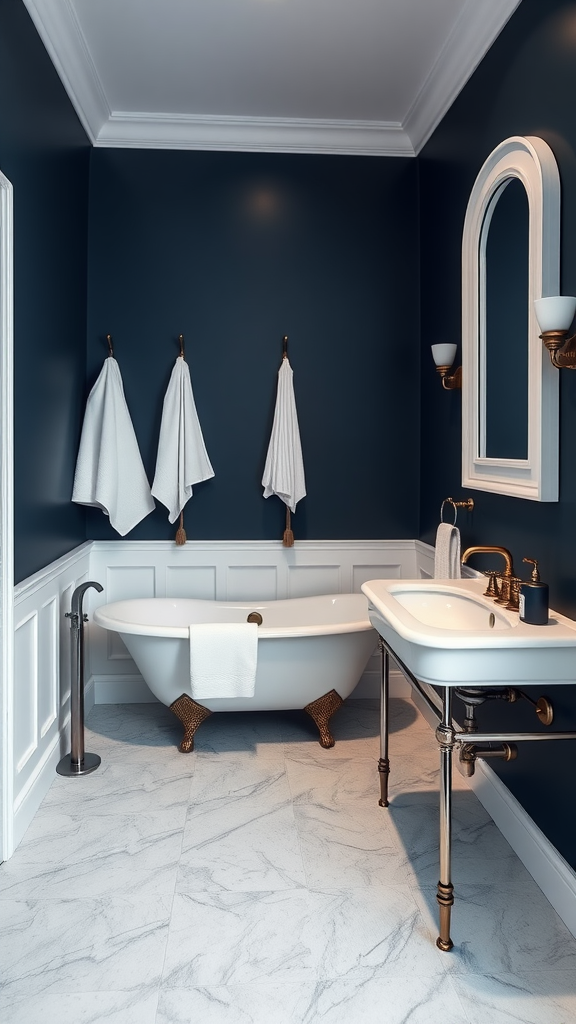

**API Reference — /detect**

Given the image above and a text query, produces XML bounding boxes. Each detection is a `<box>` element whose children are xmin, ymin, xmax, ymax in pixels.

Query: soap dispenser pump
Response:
<box><xmin>519</xmin><ymin>558</ymin><xmax>549</xmax><ymax>625</ymax></box>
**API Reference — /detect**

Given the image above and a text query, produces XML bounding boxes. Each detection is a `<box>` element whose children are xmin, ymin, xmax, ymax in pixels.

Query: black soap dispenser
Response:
<box><xmin>519</xmin><ymin>558</ymin><xmax>549</xmax><ymax>625</ymax></box>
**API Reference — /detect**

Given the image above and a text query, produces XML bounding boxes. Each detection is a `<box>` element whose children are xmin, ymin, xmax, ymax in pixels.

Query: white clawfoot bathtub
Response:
<box><xmin>93</xmin><ymin>593</ymin><xmax>377</xmax><ymax>749</ymax></box>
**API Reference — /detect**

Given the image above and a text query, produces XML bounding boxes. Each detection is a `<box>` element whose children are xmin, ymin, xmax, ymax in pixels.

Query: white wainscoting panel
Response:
<box><xmin>87</xmin><ymin>540</ymin><xmax>421</xmax><ymax>703</ymax></box>
<box><xmin>11</xmin><ymin>543</ymin><xmax>92</xmax><ymax>853</ymax></box>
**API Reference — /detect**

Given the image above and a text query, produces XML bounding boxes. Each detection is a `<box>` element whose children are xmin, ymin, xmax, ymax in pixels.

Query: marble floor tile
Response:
<box><xmin>293</xmin><ymin>802</ymin><xmax>411</xmax><ymax>889</ymax></box>
<box><xmin>156</xmin><ymin>983</ymin><xmax>315</xmax><ymax>1024</ymax></box>
<box><xmin>0</xmin><ymin>990</ymin><xmax>159</xmax><ymax>1024</ymax></box>
<box><xmin>0</xmin><ymin>808</ymin><xmax>184</xmax><ymax>898</ymax></box>
<box><xmin>177</xmin><ymin>785</ymin><xmax>306</xmax><ymax>892</ymax></box>
<box><xmin>42</xmin><ymin>759</ymin><xmax>194</xmax><ymax>816</ymax></box>
<box><xmin>187</xmin><ymin>755</ymin><xmax>290</xmax><ymax>804</ymax></box>
<box><xmin>162</xmin><ymin>886</ymin><xmax>442</xmax><ymax>988</ymax></box>
<box><xmin>5</xmin><ymin>697</ymin><xmax>574</xmax><ymax>1024</ymax></box>
<box><xmin>414</xmin><ymin>883</ymin><xmax>576</xmax><ymax>976</ymax></box>
<box><xmin>294</xmin><ymin>974</ymin><xmax>467</xmax><ymax>1024</ymax></box>
<box><xmin>85</xmin><ymin>702</ymin><xmax>183</xmax><ymax>756</ymax></box>
<box><xmin>284</xmin><ymin>750</ymin><xmax>448</xmax><ymax>810</ymax></box>
<box><xmin>0</xmin><ymin>895</ymin><xmax>171</xmax><ymax>998</ymax></box>
<box><xmin>156</xmin><ymin>974</ymin><xmax>465</xmax><ymax>1024</ymax></box>
<box><xmin>388</xmin><ymin>788</ymin><xmax>536</xmax><ymax>889</ymax></box>
<box><xmin>163</xmin><ymin>890</ymin><xmax>319</xmax><ymax>986</ymax></box>
<box><xmin>451</xmin><ymin>970</ymin><xmax>576</xmax><ymax>1024</ymax></box>
<box><xmin>193</xmin><ymin>710</ymin><xmax>288</xmax><ymax>757</ymax></box>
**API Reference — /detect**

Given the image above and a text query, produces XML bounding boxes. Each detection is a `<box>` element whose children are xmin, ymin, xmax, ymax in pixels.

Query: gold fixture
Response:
<box><xmin>461</xmin><ymin>545</ymin><xmax>514</xmax><ymax>576</ymax></box>
<box><xmin>534</xmin><ymin>296</ymin><xmax>576</xmax><ymax>368</ymax></box>
<box><xmin>539</xmin><ymin>330</ymin><xmax>576</xmax><ymax>369</ymax></box>
<box><xmin>247</xmin><ymin>611</ymin><xmax>263</xmax><ymax>625</ymax></box>
<box><xmin>441</xmin><ymin>497</ymin><xmax>474</xmax><ymax>522</ymax></box>
<box><xmin>431</xmin><ymin>344</ymin><xmax>462</xmax><ymax>389</ymax></box>
<box><xmin>106</xmin><ymin>333</ymin><xmax>114</xmax><ymax>358</ymax></box>
<box><xmin>437</xmin><ymin>364</ymin><xmax>462</xmax><ymax>390</ymax></box>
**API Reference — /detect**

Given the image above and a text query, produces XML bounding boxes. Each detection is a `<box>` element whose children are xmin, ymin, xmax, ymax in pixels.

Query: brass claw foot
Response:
<box><xmin>304</xmin><ymin>689</ymin><xmax>344</xmax><ymax>747</ymax></box>
<box><xmin>170</xmin><ymin>693</ymin><xmax>212</xmax><ymax>752</ymax></box>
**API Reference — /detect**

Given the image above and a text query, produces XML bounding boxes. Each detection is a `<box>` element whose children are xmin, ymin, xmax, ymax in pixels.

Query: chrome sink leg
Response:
<box><xmin>377</xmin><ymin>638</ymin><xmax>390</xmax><ymax>807</ymax></box>
<box><xmin>436</xmin><ymin>685</ymin><xmax>454</xmax><ymax>951</ymax></box>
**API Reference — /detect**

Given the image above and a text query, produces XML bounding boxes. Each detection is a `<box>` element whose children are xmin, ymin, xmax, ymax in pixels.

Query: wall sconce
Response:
<box><xmin>431</xmin><ymin>343</ymin><xmax>462</xmax><ymax>389</ymax></box>
<box><xmin>534</xmin><ymin>296</ymin><xmax>576</xmax><ymax>369</ymax></box>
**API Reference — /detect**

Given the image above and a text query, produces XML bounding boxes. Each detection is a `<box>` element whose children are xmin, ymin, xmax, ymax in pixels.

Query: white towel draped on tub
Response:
<box><xmin>152</xmin><ymin>355</ymin><xmax>215</xmax><ymax>524</ymax></box>
<box><xmin>189</xmin><ymin>622</ymin><xmax>258</xmax><ymax>700</ymax></box>
<box><xmin>262</xmin><ymin>357</ymin><xmax>306</xmax><ymax>514</ymax></box>
<box><xmin>72</xmin><ymin>357</ymin><xmax>155</xmax><ymax>536</ymax></box>
<box><xmin>434</xmin><ymin>522</ymin><xmax>461</xmax><ymax>579</ymax></box>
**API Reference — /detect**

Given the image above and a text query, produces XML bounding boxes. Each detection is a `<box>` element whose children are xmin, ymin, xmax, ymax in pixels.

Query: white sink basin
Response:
<box><xmin>361</xmin><ymin>578</ymin><xmax>576</xmax><ymax>687</ymax></box>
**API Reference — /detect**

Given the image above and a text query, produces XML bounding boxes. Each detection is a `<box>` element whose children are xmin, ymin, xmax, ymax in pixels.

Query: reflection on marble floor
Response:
<box><xmin>1</xmin><ymin>697</ymin><xmax>576</xmax><ymax>1023</ymax></box>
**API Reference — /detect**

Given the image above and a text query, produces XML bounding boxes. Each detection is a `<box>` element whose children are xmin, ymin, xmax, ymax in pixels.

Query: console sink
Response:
<box><xmin>361</xmin><ymin>577</ymin><xmax>576</xmax><ymax>687</ymax></box>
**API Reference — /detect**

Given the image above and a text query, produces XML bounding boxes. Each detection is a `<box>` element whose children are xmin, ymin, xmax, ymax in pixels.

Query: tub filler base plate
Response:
<box><xmin>170</xmin><ymin>694</ymin><xmax>212</xmax><ymax>752</ymax></box>
<box><xmin>304</xmin><ymin>689</ymin><xmax>344</xmax><ymax>748</ymax></box>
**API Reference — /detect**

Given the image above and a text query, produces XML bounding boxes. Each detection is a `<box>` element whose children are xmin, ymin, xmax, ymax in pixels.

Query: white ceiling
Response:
<box><xmin>22</xmin><ymin>0</ymin><xmax>522</xmax><ymax>156</ymax></box>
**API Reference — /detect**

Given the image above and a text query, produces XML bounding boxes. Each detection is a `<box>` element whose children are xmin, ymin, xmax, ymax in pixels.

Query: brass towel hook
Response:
<box><xmin>178</xmin><ymin>334</ymin><xmax>185</xmax><ymax>359</ymax></box>
<box><xmin>106</xmin><ymin>334</ymin><xmax>114</xmax><ymax>358</ymax></box>
<box><xmin>282</xmin><ymin>335</ymin><xmax>288</xmax><ymax>360</ymax></box>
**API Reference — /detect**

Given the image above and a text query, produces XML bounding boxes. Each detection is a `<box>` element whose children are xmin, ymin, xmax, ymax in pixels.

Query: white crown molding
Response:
<box><xmin>404</xmin><ymin>0</ymin><xmax>523</xmax><ymax>154</ymax></box>
<box><xmin>23</xmin><ymin>0</ymin><xmax>521</xmax><ymax>156</ymax></box>
<box><xmin>21</xmin><ymin>0</ymin><xmax>109</xmax><ymax>144</ymax></box>
<box><xmin>95</xmin><ymin>113</ymin><xmax>415</xmax><ymax>157</ymax></box>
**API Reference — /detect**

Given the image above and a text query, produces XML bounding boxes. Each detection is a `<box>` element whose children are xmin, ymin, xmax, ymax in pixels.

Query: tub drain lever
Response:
<box><xmin>57</xmin><ymin>581</ymin><xmax>104</xmax><ymax>777</ymax></box>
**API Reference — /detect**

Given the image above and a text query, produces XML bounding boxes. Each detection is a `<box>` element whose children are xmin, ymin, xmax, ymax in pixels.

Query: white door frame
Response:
<box><xmin>0</xmin><ymin>170</ymin><xmax>14</xmax><ymax>861</ymax></box>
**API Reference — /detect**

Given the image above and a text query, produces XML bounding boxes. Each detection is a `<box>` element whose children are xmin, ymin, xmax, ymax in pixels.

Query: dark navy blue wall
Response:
<box><xmin>0</xmin><ymin>0</ymin><xmax>90</xmax><ymax>584</ymax></box>
<box><xmin>419</xmin><ymin>0</ymin><xmax>576</xmax><ymax>866</ymax></box>
<box><xmin>86</xmin><ymin>149</ymin><xmax>420</xmax><ymax>542</ymax></box>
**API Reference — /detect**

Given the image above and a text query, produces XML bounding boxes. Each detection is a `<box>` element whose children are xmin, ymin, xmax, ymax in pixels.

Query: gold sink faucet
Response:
<box><xmin>461</xmin><ymin>546</ymin><xmax>517</xmax><ymax>608</ymax></box>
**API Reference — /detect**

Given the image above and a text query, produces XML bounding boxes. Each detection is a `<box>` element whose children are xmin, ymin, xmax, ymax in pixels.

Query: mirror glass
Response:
<box><xmin>483</xmin><ymin>177</ymin><xmax>529</xmax><ymax>460</ymax></box>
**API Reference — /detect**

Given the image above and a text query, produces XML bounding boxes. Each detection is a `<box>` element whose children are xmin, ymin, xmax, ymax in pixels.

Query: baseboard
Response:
<box><xmin>468</xmin><ymin>758</ymin><xmax>576</xmax><ymax>940</ymax></box>
<box><xmin>12</xmin><ymin>715</ymin><xmax>69</xmax><ymax>850</ymax></box>
<box><xmin>353</xmin><ymin>668</ymin><xmax>411</xmax><ymax>699</ymax></box>
<box><xmin>92</xmin><ymin>674</ymin><xmax>158</xmax><ymax>704</ymax></box>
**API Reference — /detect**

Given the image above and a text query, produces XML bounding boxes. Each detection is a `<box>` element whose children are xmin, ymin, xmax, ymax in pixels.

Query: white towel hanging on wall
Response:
<box><xmin>151</xmin><ymin>353</ymin><xmax>215</xmax><ymax>525</ymax></box>
<box><xmin>262</xmin><ymin>350</ymin><xmax>306</xmax><ymax>517</ymax></box>
<box><xmin>72</xmin><ymin>356</ymin><xmax>155</xmax><ymax>536</ymax></box>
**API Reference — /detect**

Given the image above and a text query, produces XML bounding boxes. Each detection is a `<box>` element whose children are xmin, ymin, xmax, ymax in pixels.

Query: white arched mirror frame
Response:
<box><xmin>0</xmin><ymin>169</ymin><xmax>14</xmax><ymax>861</ymax></box>
<box><xmin>462</xmin><ymin>136</ymin><xmax>560</xmax><ymax>501</ymax></box>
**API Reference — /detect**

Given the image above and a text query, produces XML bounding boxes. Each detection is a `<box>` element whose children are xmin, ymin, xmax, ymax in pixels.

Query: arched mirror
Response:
<box><xmin>462</xmin><ymin>136</ymin><xmax>560</xmax><ymax>501</ymax></box>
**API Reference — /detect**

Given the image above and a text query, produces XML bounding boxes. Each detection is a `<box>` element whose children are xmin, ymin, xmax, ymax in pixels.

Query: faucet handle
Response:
<box><xmin>481</xmin><ymin>570</ymin><xmax>501</xmax><ymax>599</ymax></box>
<box><xmin>506</xmin><ymin>577</ymin><xmax>523</xmax><ymax>612</ymax></box>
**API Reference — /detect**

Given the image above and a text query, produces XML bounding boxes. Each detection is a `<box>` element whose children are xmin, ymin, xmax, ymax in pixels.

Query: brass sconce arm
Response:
<box><xmin>436</xmin><ymin>364</ymin><xmax>462</xmax><ymax>390</ymax></box>
<box><xmin>540</xmin><ymin>330</ymin><xmax>576</xmax><ymax>370</ymax></box>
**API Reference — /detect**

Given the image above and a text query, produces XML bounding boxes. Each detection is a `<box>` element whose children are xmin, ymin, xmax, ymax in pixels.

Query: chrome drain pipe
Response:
<box><xmin>56</xmin><ymin>581</ymin><xmax>103</xmax><ymax>777</ymax></box>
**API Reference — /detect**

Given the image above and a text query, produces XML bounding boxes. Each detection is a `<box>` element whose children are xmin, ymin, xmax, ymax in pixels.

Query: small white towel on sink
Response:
<box><xmin>434</xmin><ymin>523</ymin><xmax>461</xmax><ymax>579</ymax></box>
<box><xmin>72</xmin><ymin>357</ymin><xmax>155</xmax><ymax>536</ymax></box>
<box><xmin>189</xmin><ymin>622</ymin><xmax>258</xmax><ymax>699</ymax></box>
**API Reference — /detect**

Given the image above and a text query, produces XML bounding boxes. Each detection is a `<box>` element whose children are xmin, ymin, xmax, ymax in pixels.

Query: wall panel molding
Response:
<box><xmin>10</xmin><ymin>542</ymin><xmax>91</xmax><ymax>854</ymax></box>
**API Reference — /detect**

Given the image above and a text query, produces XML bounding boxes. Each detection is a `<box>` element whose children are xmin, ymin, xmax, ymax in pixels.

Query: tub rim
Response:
<box><xmin>92</xmin><ymin>593</ymin><xmax>375</xmax><ymax>640</ymax></box>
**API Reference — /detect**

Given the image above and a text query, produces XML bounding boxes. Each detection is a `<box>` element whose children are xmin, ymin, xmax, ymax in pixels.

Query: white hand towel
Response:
<box><xmin>262</xmin><ymin>357</ymin><xmax>306</xmax><ymax>513</ymax></box>
<box><xmin>189</xmin><ymin>622</ymin><xmax>258</xmax><ymax>699</ymax></box>
<box><xmin>152</xmin><ymin>356</ymin><xmax>214</xmax><ymax>523</ymax></box>
<box><xmin>434</xmin><ymin>522</ymin><xmax>462</xmax><ymax>579</ymax></box>
<box><xmin>72</xmin><ymin>357</ymin><xmax>155</xmax><ymax>536</ymax></box>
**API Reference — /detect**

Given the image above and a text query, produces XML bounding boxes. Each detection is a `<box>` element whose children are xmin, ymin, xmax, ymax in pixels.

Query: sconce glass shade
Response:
<box><xmin>431</xmin><ymin>343</ymin><xmax>457</xmax><ymax>367</ymax></box>
<box><xmin>534</xmin><ymin>296</ymin><xmax>576</xmax><ymax>332</ymax></box>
